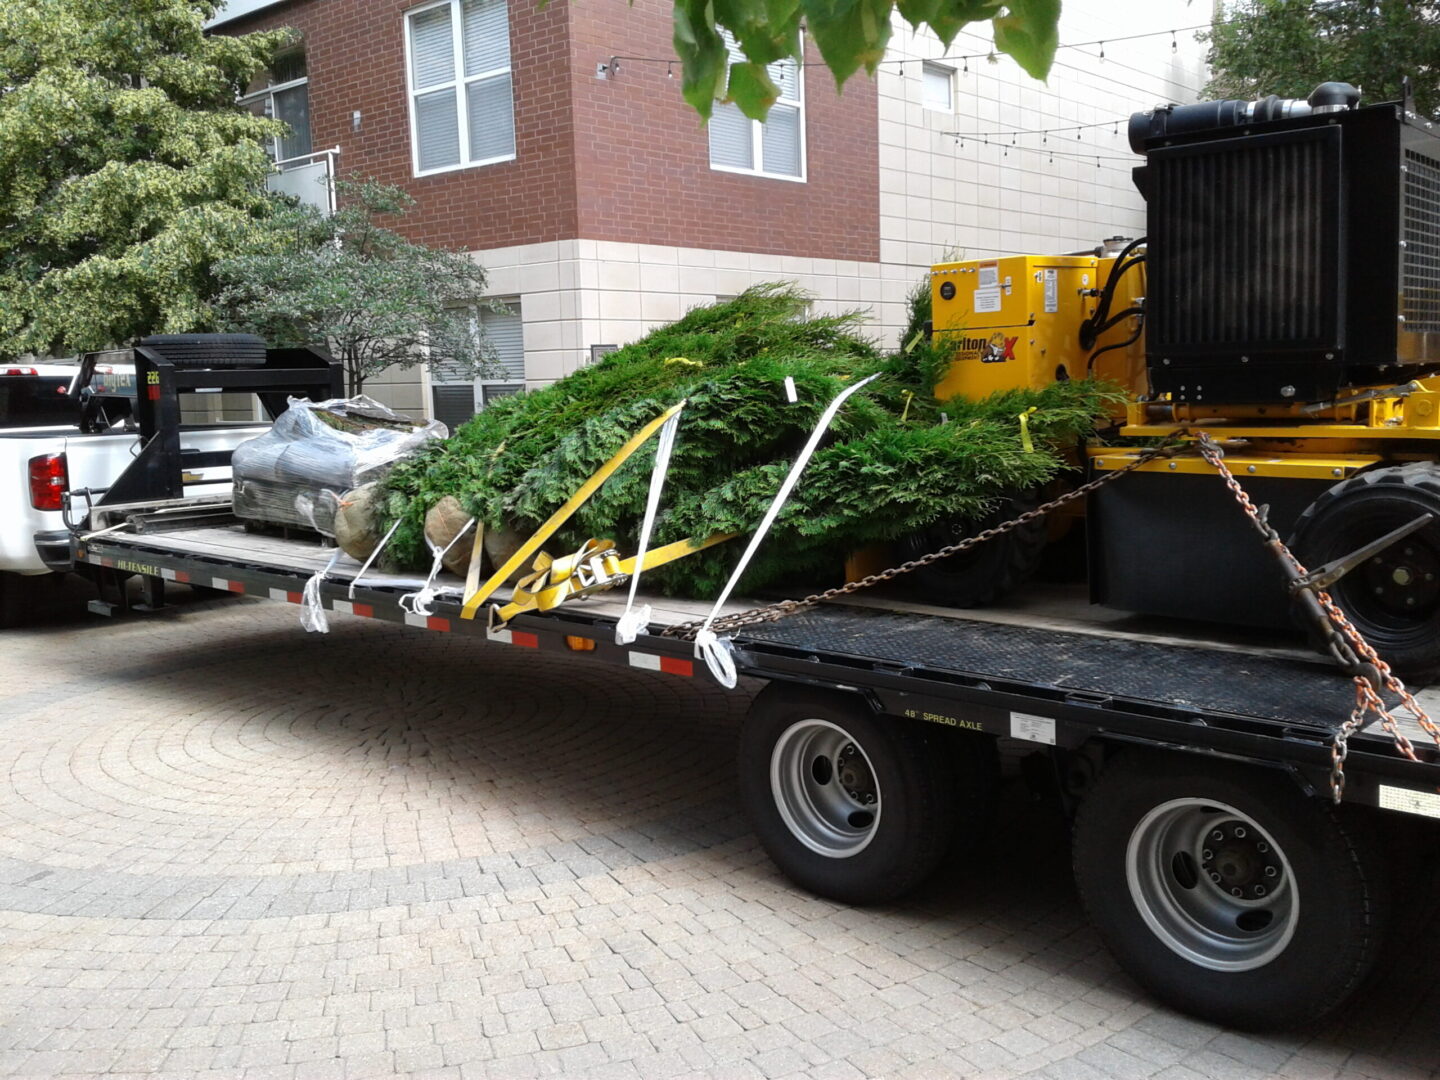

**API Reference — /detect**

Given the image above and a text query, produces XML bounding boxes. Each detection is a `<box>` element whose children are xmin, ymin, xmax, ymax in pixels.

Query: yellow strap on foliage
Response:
<box><xmin>489</xmin><ymin>531</ymin><xmax>734</xmax><ymax>625</ymax></box>
<box><xmin>1017</xmin><ymin>406</ymin><xmax>1038</xmax><ymax>453</ymax></box>
<box><xmin>462</xmin><ymin>401</ymin><xmax>687</xmax><ymax>620</ymax></box>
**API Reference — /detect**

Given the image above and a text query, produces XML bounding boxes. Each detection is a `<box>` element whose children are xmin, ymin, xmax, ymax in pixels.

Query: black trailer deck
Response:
<box><xmin>72</xmin><ymin>508</ymin><xmax>1440</xmax><ymax>819</ymax></box>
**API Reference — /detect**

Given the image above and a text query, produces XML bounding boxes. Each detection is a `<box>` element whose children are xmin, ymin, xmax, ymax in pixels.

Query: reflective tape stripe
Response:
<box><xmin>404</xmin><ymin>614</ymin><xmax>452</xmax><ymax>632</ymax></box>
<box><xmin>331</xmin><ymin>600</ymin><xmax>374</xmax><ymax>618</ymax></box>
<box><xmin>268</xmin><ymin>588</ymin><xmax>303</xmax><ymax>604</ymax></box>
<box><xmin>629</xmin><ymin>652</ymin><xmax>693</xmax><ymax>676</ymax></box>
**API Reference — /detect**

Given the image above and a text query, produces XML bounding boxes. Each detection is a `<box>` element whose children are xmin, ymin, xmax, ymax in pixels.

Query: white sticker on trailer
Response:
<box><xmin>1378</xmin><ymin>784</ymin><xmax>1440</xmax><ymax>819</ymax></box>
<box><xmin>1010</xmin><ymin>712</ymin><xmax>1056</xmax><ymax>745</ymax></box>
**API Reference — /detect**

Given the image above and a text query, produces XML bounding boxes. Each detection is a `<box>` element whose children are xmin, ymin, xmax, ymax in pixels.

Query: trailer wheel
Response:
<box><xmin>137</xmin><ymin>333</ymin><xmax>266</xmax><ymax>368</ymax></box>
<box><xmin>739</xmin><ymin>685</ymin><xmax>958</xmax><ymax>904</ymax></box>
<box><xmin>1073</xmin><ymin>751</ymin><xmax>1388</xmax><ymax>1029</ymax></box>
<box><xmin>898</xmin><ymin>491</ymin><xmax>1047</xmax><ymax>607</ymax></box>
<box><xmin>1291</xmin><ymin>463</ymin><xmax>1440</xmax><ymax>680</ymax></box>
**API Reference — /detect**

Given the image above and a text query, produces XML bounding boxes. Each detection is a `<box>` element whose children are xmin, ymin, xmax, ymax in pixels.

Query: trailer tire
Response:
<box><xmin>1073</xmin><ymin>750</ymin><xmax>1388</xmax><ymax>1029</ymax></box>
<box><xmin>739</xmin><ymin>685</ymin><xmax>957</xmax><ymax>905</ymax></box>
<box><xmin>137</xmin><ymin>333</ymin><xmax>267</xmax><ymax>368</ymax></box>
<box><xmin>898</xmin><ymin>491</ymin><xmax>1047</xmax><ymax>607</ymax></box>
<box><xmin>1290</xmin><ymin>463</ymin><xmax>1440</xmax><ymax>680</ymax></box>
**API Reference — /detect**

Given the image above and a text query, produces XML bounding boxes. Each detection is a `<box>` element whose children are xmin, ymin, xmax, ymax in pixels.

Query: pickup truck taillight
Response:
<box><xmin>28</xmin><ymin>453</ymin><xmax>68</xmax><ymax>511</ymax></box>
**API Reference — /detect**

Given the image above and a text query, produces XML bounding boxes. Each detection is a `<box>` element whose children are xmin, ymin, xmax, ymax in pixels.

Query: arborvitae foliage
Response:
<box><xmin>378</xmin><ymin>285</ymin><xmax>1122</xmax><ymax>595</ymax></box>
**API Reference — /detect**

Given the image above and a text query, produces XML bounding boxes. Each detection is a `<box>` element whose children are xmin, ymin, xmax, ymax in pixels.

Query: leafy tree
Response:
<box><xmin>1201</xmin><ymin>0</ymin><xmax>1440</xmax><ymax>118</ymax></box>
<box><xmin>0</xmin><ymin>0</ymin><xmax>290</xmax><ymax>358</ymax></box>
<box><xmin>676</xmin><ymin>0</ymin><xmax>1061</xmax><ymax>121</ymax></box>
<box><xmin>215</xmin><ymin>180</ymin><xmax>501</xmax><ymax>395</ymax></box>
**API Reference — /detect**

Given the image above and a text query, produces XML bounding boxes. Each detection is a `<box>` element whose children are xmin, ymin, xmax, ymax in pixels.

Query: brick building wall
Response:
<box><xmin>226</xmin><ymin>0</ymin><xmax>580</xmax><ymax>250</ymax></box>
<box><xmin>221</xmin><ymin>0</ymin><xmax>877</xmax><ymax>261</ymax></box>
<box><xmin>567</xmin><ymin>0</ymin><xmax>878</xmax><ymax>261</ymax></box>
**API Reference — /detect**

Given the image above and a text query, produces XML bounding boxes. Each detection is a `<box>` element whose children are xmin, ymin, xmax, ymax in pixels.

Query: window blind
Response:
<box><xmin>467</xmin><ymin>74</ymin><xmax>515</xmax><ymax>161</ymax></box>
<box><xmin>410</xmin><ymin>6</ymin><xmax>455</xmax><ymax>89</ymax></box>
<box><xmin>480</xmin><ymin>304</ymin><xmax>525</xmax><ymax>381</ymax></box>
<box><xmin>415</xmin><ymin>89</ymin><xmax>461</xmax><ymax>171</ymax></box>
<box><xmin>463</xmin><ymin>0</ymin><xmax>509</xmax><ymax>75</ymax></box>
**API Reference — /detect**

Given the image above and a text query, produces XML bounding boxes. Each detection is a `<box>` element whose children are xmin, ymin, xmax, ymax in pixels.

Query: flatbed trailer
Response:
<box><xmin>68</xmin><ymin>495</ymin><xmax>1440</xmax><ymax>1031</ymax></box>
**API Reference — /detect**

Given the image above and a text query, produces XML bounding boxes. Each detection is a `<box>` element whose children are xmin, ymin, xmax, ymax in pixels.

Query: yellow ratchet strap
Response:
<box><xmin>462</xmin><ymin>401</ymin><xmax>686</xmax><ymax>621</ymax></box>
<box><xmin>488</xmin><ymin>531</ymin><xmax>733</xmax><ymax>626</ymax></box>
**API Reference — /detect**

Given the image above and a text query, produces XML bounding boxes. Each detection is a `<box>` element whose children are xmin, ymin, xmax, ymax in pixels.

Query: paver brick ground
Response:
<box><xmin>1</xmin><ymin>585</ymin><xmax>1438</xmax><ymax>1078</ymax></box>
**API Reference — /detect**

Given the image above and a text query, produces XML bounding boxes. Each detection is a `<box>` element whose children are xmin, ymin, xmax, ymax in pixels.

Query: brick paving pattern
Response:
<box><xmin>1</xmin><ymin>588</ymin><xmax>1437</xmax><ymax>1079</ymax></box>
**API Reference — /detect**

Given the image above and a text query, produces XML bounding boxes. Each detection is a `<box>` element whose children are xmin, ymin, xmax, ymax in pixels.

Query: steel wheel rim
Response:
<box><xmin>770</xmin><ymin>719</ymin><xmax>881</xmax><ymax>858</ymax></box>
<box><xmin>1125</xmin><ymin>798</ymin><xmax>1298</xmax><ymax>972</ymax></box>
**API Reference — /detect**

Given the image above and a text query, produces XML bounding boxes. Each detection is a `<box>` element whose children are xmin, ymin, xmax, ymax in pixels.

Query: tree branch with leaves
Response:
<box><xmin>214</xmin><ymin>179</ymin><xmax>503</xmax><ymax>395</ymax></box>
<box><xmin>1201</xmin><ymin>0</ymin><xmax>1440</xmax><ymax>119</ymax></box>
<box><xmin>675</xmin><ymin>0</ymin><xmax>1060</xmax><ymax>121</ymax></box>
<box><xmin>0</xmin><ymin>0</ymin><xmax>291</xmax><ymax>358</ymax></box>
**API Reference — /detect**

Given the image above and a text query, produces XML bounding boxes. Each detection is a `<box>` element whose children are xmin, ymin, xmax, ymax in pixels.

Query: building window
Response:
<box><xmin>430</xmin><ymin>300</ymin><xmax>525</xmax><ymax>430</ymax></box>
<box><xmin>708</xmin><ymin>33</ymin><xmax>804</xmax><ymax>181</ymax></box>
<box><xmin>404</xmin><ymin>0</ymin><xmax>515</xmax><ymax>176</ymax></box>
<box><xmin>922</xmin><ymin>62</ymin><xmax>954</xmax><ymax>112</ymax></box>
<box><xmin>239</xmin><ymin>50</ymin><xmax>312</xmax><ymax>163</ymax></box>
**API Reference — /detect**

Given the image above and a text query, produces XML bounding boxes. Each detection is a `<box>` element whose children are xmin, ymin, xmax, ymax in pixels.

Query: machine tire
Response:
<box><xmin>137</xmin><ymin>333</ymin><xmax>266</xmax><ymax>368</ymax></box>
<box><xmin>1290</xmin><ymin>462</ymin><xmax>1440</xmax><ymax>680</ymax></box>
<box><xmin>0</xmin><ymin>571</ymin><xmax>35</xmax><ymax>629</ymax></box>
<box><xmin>898</xmin><ymin>491</ymin><xmax>1047</xmax><ymax>607</ymax></box>
<box><xmin>1073</xmin><ymin>750</ymin><xmax>1388</xmax><ymax>1030</ymax></box>
<box><xmin>738</xmin><ymin>684</ymin><xmax>958</xmax><ymax>905</ymax></box>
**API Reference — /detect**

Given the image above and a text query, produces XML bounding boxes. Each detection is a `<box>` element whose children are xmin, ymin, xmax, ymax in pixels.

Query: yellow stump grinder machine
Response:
<box><xmin>926</xmin><ymin>81</ymin><xmax>1440</xmax><ymax>677</ymax></box>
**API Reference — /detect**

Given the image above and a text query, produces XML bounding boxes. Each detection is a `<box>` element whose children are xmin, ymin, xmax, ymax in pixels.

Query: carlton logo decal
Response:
<box><xmin>951</xmin><ymin>331</ymin><xmax>1019</xmax><ymax>363</ymax></box>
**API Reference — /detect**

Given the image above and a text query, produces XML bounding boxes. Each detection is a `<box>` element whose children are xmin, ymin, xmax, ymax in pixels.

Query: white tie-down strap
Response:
<box><xmin>693</xmin><ymin>373</ymin><xmax>880</xmax><ymax>689</ymax></box>
<box><xmin>615</xmin><ymin>405</ymin><xmax>684</xmax><ymax>646</ymax></box>
<box><xmin>400</xmin><ymin>516</ymin><xmax>477</xmax><ymax>617</ymax></box>
<box><xmin>300</xmin><ymin>549</ymin><xmax>344</xmax><ymax>633</ymax></box>
<box><xmin>348</xmin><ymin>517</ymin><xmax>402</xmax><ymax>600</ymax></box>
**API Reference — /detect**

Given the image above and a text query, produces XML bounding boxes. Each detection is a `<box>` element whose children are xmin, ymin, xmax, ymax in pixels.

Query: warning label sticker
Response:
<box><xmin>1010</xmin><ymin>712</ymin><xmax>1057</xmax><ymax>745</ymax></box>
<box><xmin>974</xmin><ymin>288</ymin><xmax>1002</xmax><ymax>313</ymax></box>
<box><xmin>978</xmin><ymin>263</ymin><xmax>999</xmax><ymax>289</ymax></box>
<box><xmin>1044</xmin><ymin>269</ymin><xmax>1058</xmax><ymax>313</ymax></box>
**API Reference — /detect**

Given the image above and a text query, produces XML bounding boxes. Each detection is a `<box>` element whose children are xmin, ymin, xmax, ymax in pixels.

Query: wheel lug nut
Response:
<box><xmin>1253</xmin><ymin>885</ymin><xmax>1267</xmax><ymax>897</ymax></box>
<box><xmin>1202</xmin><ymin>849</ymin><xmax>1214</xmax><ymax>861</ymax></box>
<box><xmin>1256</xmin><ymin>842</ymin><xmax>1269</xmax><ymax>853</ymax></box>
<box><xmin>1264</xmin><ymin>865</ymin><xmax>1278</xmax><ymax>878</ymax></box>
<box><xmin>1233</xmin><ymin>826</ymin><xmax>1247</xmax><ymax>838</ymax></box>
<box><xmin>1209</xmin><ymin>871</ymin><xmax>1222</xmax><ymax>883</ymax></box>
<box><xmin>1211</xmin><ymin>829</ymin><xmax>1224</xmax><ymax>842</ymax></box>
<box><xmin>1230</xmin><ymin>887</ymin><xmax>1244</xmax><ymax>897</ymax></box>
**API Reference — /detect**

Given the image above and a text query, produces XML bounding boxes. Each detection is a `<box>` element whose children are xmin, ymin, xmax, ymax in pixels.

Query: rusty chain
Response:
<box><xmin>1193</xmin><ymin>432</ymin><xmax>1440</xmax><ymax>802</ymax></box>
<box><xmin>661</xmin><ymin>443</ymin><xmax>1187</xmax><ymax>641</ymax></box>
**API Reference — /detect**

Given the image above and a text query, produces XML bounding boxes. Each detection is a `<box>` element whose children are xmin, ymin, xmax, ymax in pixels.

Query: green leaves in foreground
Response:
<box><xmin>676</xmin><ymin>0</ymin><xmax>1061</xmax><ymax>120</ymax></box>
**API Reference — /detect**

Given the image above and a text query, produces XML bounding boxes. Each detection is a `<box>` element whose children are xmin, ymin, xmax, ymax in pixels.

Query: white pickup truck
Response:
<box><xmin>0</xmin><ymin>352</ymin><xmax>270</xmax><ymax>626</ymax></box>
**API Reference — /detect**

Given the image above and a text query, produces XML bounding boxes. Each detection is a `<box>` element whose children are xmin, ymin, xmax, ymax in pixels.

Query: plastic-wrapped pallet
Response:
<box><xmin>232</xmin><ymin>395</ymin><xmax>446</xmax><ymax>535</ymax></box>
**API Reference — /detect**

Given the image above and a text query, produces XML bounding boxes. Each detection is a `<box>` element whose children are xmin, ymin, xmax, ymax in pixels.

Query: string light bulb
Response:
<box><xmin>666</xmin><ymin>61</ymin><xmax>674</xmax><ymax>78</ymax></box>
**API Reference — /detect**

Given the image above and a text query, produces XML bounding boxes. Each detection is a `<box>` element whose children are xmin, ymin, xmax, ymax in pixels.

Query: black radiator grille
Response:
<box><xmin>1151</xmin><ymin>129</ymin><xmax>1340</xmax><ymax>351</ymax></box>
<box><xmin>1403</xmin><ymin>148</ymin><xmax>1440</xmax><ymax>333</ymax></box>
